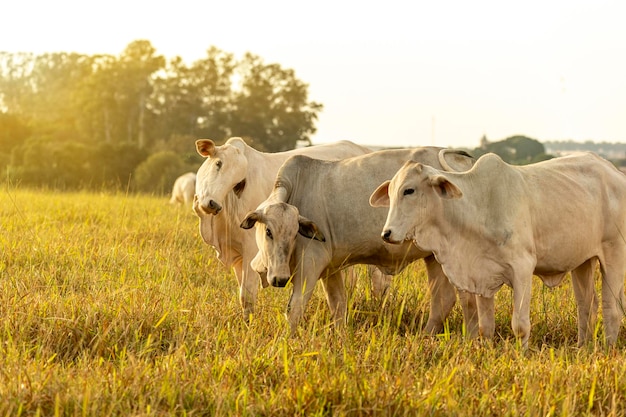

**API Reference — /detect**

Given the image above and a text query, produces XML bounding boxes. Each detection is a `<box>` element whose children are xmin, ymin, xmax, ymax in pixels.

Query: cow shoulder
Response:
<box><xmin>275</xmin><ymin>155</ymin><xmax>325</xmax><ymax>190</ymax></box>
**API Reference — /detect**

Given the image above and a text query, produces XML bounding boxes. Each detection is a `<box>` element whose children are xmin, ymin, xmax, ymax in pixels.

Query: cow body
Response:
<box><xmin>372</xmin><ymin>152</ymin><xmax>626</xmax><ymax>348</ymax></box>
<box><xmin>169</xmin><ymin>172</ymin><xmax>196</xmax><ymax>205</ymax></box>
<box><xmin>193</xmin><ymin>137</ymin><xmax>373</xmax><ymax>319</ymax></box>
<box><xmin>241</xmin><ymin>148</ymin><xmax>479</xmax><ymax>334</ymax></box>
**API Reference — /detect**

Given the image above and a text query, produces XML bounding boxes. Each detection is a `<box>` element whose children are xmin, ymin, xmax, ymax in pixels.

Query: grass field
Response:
<box><xmin>0</xmin><ymin>187</ymin><xmax>625</xmax><ymax>416</ymax></box>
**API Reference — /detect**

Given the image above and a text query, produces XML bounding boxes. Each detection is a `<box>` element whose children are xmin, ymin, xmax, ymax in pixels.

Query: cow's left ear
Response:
<box><xmin>370</xmin><ymin>181</ymin><xmax>391</xmax><ymax>207</ymax></box>
<box><xmin>240</xmin><ymin>211</ymin><xmax>262</xmax><ymax>229</ymax></box>
<box><xmin>297</xmin><ymin>216</ymin><xmax>325</xmax><ymax>242</ymax></box>
<box><xmin>196</xmin><ymin>139</ymin><xmax>216</xmax><ymax>157</ymax></box>
<box><xmin>428</xmin><ymin>175</ymin><xmax>462</xmax><ymax>199</ymax></box>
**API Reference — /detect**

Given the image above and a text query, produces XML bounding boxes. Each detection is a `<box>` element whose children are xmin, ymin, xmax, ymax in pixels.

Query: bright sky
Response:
<box><xmin>2</xmin><ymin>0</ymin><xmax>625</xmax><ymax>149</ymax></box>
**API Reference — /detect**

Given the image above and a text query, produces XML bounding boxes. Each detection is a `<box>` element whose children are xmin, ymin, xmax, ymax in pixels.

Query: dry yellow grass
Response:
<box><xmin>0</xmin><ymin>187</ymin><xmax>625</xmax><ymax>416</ymax></box>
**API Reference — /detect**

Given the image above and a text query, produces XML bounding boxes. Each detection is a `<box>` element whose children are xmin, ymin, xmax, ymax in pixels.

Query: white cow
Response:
<box><xmin>169</xmin><ymin>172</ymin><xmax>196</xmax><ymax>206</ymax></box>
<box><xmin>371</xmin><ymin>152</ymin><xmax>626</xmax><ymax>349</ymax></box>
<box><xmin>240</xmin><ymin>148</ymin><xmax>479</xmax><ymax>334</ymax></box>
<box><xmin>193</xmin><ymin>137</ymin><xmax>375</xmax><ymax>320</ymax></box>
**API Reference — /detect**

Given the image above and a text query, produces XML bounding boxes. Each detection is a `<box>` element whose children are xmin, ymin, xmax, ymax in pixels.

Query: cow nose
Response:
<box><xmin>200</xmin><ymin>199</ymin><xmax>222</xmax><ymax>215</ymax></box>
<box><xmin>382</xmin><ymin>229</ymin><xmax>392</xmax><ymax>242</ymax></box>
<box><xmin>208</xmin><ymin>199</ymin><xmax>221</xmax><ymax>213</ymax></box>
<box><xmin>270</xmin><ymin>275</ymin><xmax>290</xmax><ymax>287</ymax></box>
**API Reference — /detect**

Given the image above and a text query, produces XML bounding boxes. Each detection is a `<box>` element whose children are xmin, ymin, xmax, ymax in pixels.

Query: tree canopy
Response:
<box><xmin>473</xmin><ymin>135</ymin><xmax>551</xmax><ymax>165</ymax></box>
<box><xmin>0</xmin><ymin>40</ymin><xmax>323</xmax><ymax>191</ymax></box>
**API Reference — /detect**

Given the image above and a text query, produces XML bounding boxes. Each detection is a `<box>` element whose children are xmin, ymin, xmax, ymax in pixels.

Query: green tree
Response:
<box><xmin>152</xmin><ymin>134</ymin><xmax>204</xmax><ymax>167</ymax></box>
<box><xmin>0</xmin><ymin>52</ymin><xmax>94</xmax><ymax>142</ymax></box>
<box><xmin>149</xmin><ymin>47</ymin><xmax>235</xmax><ymax>144</ymax></box>
<box><xmin>117</xmin><ymin>40</ymin><xmax>165</xmax><ymax>148</ymax></box>
<box><xmin>476</xmin><ymin>135</ymin><xmax>546</xmax><ymax>165</ymax></box>
<box><xmin>74</xmin><ymin>54</ymin><xmax>119</xmax><ymax>144</ymax></box>
<box><xmin>0</xmin><ymin>41</ymin><xmax>324</xmax><ymax>190</ymax></box>
<box><xmin>0</xmin><ymin>112</ymin><xmax>30</xmax><ymax>153</ymax></box>
<box><xmin>73</xmin><ymin>41</ymin><xmax>165</xmax><ymax>148</ymax></box>
<box><xmin>9</xmin><ymin>137</ymin><xmax>90</xmax><ymax>188</ymax></box>
<box><xmin>505</xmin><ymin>135</ymin><xmax>545</xmax><ymax>163</ymax></box>
<box><xmin>0</xmin><ymin>52</ymin><xmax>35</xmax><ymax>114</ymax></box>
<box><xmin>230</xmin><ymin>53</ymin><xmax>323</xmax><ymax>151</ymax></box>
<box><xmin>87</xmin><ymin>142</ymin><xmax>148</xmax><ymax>189</ymax></box>
<box><xmin>0</xmin><ymin>112</ymin><xmax>30</xmax><ymax>171</ymax></box>
<box><xmin>133</xmin><ymin>151</ymin><xmax>186</xmax><ymax>194</ymax></box>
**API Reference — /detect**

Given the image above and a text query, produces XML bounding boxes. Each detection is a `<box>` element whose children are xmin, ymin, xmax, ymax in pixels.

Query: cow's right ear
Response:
<box><xmin>250</xmin><ymin>252</ymin><xmax>268</xmax><ymax>276</ymax></box>
<box><xmin>196</xmin><ymin>139</ymin><xmax>216</xmax><ymax>157</ymax></box>
<box><xmin>298</xmin><ymin>216</ymin><xmax>325</xmax><ymax>242</ymax></box>
<box><xmin>428</xmin><ymin>175</ymin><xmax>463</xmax><ymax>199</ymax></box>
<box><xmin>369</xmin><ymin>181</ymin><xmax>391</xmax><ymax>207</ymax></box>
<box><xmin>240</xmin><ymin>211</ymin><xmax>262</xmax><ymax>229</ymax></box>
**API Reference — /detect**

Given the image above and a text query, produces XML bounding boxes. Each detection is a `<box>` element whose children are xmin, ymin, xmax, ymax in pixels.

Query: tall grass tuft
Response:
<box><xmin>0</xmin><ymin>187</ymin><xmax>625</xmax><ymax>415</ymax></box>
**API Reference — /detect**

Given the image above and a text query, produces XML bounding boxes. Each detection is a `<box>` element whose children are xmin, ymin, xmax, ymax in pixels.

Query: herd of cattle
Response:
<box><xmin>170</xmin><ymin>137</ymin><xmax>626</xmax><ymax>349</ymax></box>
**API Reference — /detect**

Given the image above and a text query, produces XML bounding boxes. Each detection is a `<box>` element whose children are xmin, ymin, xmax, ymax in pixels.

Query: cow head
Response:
<box><xmin>370</xmin><ymin>161</ymin><xmax>462</xmax><ymax>245</ymax></box>
<box><xmin>194</xmin><ymin>137</ymin><xmax>248</xmax><ymax>216</ymax></box>
<box><xmin>240</xmin><ymin>202</ymin><xmax>325</xmax><ymax>287</ymax></box>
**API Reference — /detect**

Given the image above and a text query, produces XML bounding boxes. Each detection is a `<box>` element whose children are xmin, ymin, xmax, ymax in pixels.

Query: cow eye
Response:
<box><xmin>266</xmin><ymin>228</ymin><xmax>273</xmax><ymax>240</ymax></box>
<box><xmin>403</xmin><ymin>188</ymin><xmax>415</xmax><ymax>196</ymax></box>
<box><xmin>216</xmin><ymin>160</ymin><xmax>223</xmax><ymax>170</ymax></box>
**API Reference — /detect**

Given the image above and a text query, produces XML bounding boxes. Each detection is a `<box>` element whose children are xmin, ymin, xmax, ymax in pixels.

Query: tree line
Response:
<box><xmin>2</xmin><ymin>40</ymin><xmax>621</xmax><ymax>193</ymax></box>
<box><xmin>0</xmin><ymin>40</ymin><xmax>322</xmax><ymax>192</ymax></box>
<box><xmin>473</xmin><ymin>136</ymin><xmax>626</xmax><ymax>167</ymax></box>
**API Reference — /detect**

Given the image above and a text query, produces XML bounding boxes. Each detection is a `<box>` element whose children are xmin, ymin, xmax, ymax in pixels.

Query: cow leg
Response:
<box><xmin>458</xmin><ymin>291</ymin><xmax>479</xmax><ymax>338</ymax></box>
<box><xmin>476</xmin><ymin>295</ymin><xmax>495</xmax><ymax>340</ymax></box>
<box><xmin>369</xmin><ymin>265</ymin><xmax>392</xmax><ymax>299</ymax></box>
<box><xmin>343</xmin><ymin>266</ymin><xmax>358</xmax><ymax>296</ymax></box>
<box><xmin>570</xmin><ymin>258</ymin><xmax>599</xmax><ymax>346</ymax></box>
<box><xmin>599</xmin><ymin>252</ymin><xmax>626</xmax><ymax>346</ymax></box>
<box><xmin>286</xmin><ymin>264</ymin><xmax>322</xmax><ymax>334</ymax></box>
<box><xmin>424</xmin><ymin>256</ymin><xmax>458</xmax><ymax>334</ymax></box>
<box><xmin>232</xmin><ymin>258</ymin><xmax>258</xmax><ymax>322</ymax></box>
<box><xmin>511</xmin><ymin>276</ymin><xmax>533</xmax><ymax>350</ymax></box>
<box><xmin>320</xmin><ymin>270</ymin><xmax>348</xmax><ymax>328</ymax></box>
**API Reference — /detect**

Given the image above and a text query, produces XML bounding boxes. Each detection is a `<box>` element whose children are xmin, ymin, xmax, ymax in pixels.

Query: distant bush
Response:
<box><xmin>7</xmin><ymin>137</ymin><xmax>149</xmax><ymax>190</ymax></box>
<box><xmin>87</xmin><ymin>142</ymin><xmax>148</xmax><ymax>189</ymax></box>
<box><xmin>133</xmin><ymin>151</ymin><xmax>188</xmax><ymax>194</ymax></box>
<box><xmin>8</xmin><ymin>138</ymin><xmax>91</xmax><ymax>189</ymax></box>
<box><xmin>5</xmin><ymin>134</ymin><xmax>202</xmax><ymax>193</ymax></box>
<box><xmin>474</xmin><ymin>135</ymin><xmax>548</xmax><ymax>165</ymax></box>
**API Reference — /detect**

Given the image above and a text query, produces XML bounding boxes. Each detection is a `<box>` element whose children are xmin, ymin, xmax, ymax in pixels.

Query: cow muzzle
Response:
<box><xmin>198</xmin><ymin>199</ymin><xmax>222</xmax><ymax>215</ymax></box>
<box><xmin>267</xmin><ymin>270</ymin><xmax>291</xmax><ymax>288</ymax></box>
<box><xmin>266</xmin><ymin>263</ymin><xmax>291</xmax><ymax>287</ymax></box>
<box><xmin>269</xmin><ymin>275</ymin><xmax>291</xmax><ymax>287</ymax></box>
<box><xmin>382</xmin><ymin>229</ymin><xmax>401</xmax><ymax>244</ymax></box>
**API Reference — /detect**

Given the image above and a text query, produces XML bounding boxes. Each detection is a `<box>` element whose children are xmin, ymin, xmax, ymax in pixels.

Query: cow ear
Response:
<box><xmin>428</xmin><ymin>175</ymin><xmax>462</xmax><ymax>199</ymax></box>
<box><xmin>369</xmin><ymin>181</ymin><xmax>391</xmax><ymax>207</ymax></box>
<box><xmin>240</xmin><ymin>211</ymin><xmax>262</xmax><ymax>229</ymax></box>
<box><xmin>196</xmin><ymin>139</ymin><xmax>216</xmax><ymax>157</ymax></box>
<box><xmin>297</xmin><ymin>216</ymin><xmax>325</xmax><ymax>242</ymax></box>
<box><xmin>250</xmin><ymin>252</ymin><xmax>267</xmax><ymax>275</ymax></box>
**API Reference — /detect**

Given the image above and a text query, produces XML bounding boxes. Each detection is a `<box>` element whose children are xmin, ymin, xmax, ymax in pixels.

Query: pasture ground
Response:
<box><xmin>0</xmin><ymin>187</ymin><xmax>625</xmax><ymax>416</ymax></box>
